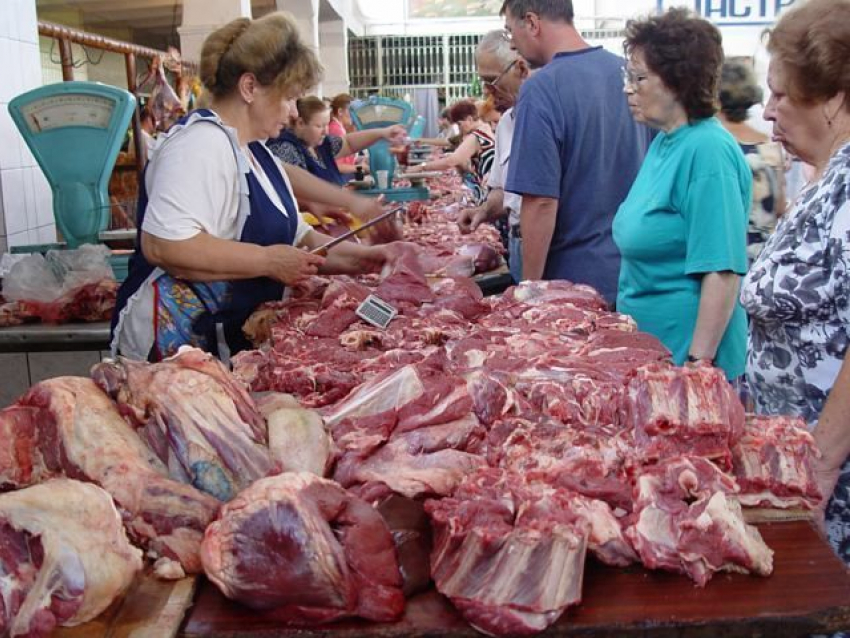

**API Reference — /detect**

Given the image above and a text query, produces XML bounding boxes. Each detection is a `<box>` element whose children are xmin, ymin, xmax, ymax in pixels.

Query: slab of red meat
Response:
<box><xmin>623</xmin><ymin>363</ymin><xmax>745</xmax><ymax>468</ymax></box>
<box><xmin>514</xmin><ymin>358</ymin><xmax>627</xmax><ymax>430</ymax></box>
<box><xmin>0</xmin><ymin>406</ymin><xmax>46</xmax><ymax>490</ymax></box>
<box><xmin>325</xmin><ymin>353</ymin><xmax>472</xmax><ymax>454</ymax></box>
<box><xmin>13</xmin><ymin>377</ymin><xmax>219</xmax><ymax>577</ymax></box>
<box><xmin>201</xmin><ymin>473</ymin><xmax>404</xmax><ymax>624</ymax></box>
<box><xmin>374</xmin><ymin>244</ymin><xmax>435</xmax><ymax>307</ymax></box>
<box><xmin>732</xmin><ymin>415</ymin><xmax>823</xmax><ymax>510</ymax></box>
<box><xmin>457</xmin><ymin>243</ymin><xmax>501</xmax><ymax>274</ymax></box>
<box><xmin>304</xmin><ymin>278</ymin><xmax>370</xmax><ymax>338</ymax></box>
<box><xmin>626</xmin><ymin>456</ymin><xmax>773</xmax><ymax>586</ymax></box>
<box><xmin>498</xmin><ymin>280</ymin><xmax>608</xmax><ymax>311</ymax></box>
<box><xmin>465</xmin><ymin>369</ymin><xmax>521</xmax><ymax>426</ymax></box>
<box><xmin>427</xmin><ymin>277</ymin><xmax>490</xmax><ymax>321</ymax></box>
<box><xmin>334</xmin><ymin>414</ymin><xmax>487</xmax><ymax>499</ymax></box>
<box><xmin>375</xmin><ymin>495</ymin><xmax>433</xmax><ymax>597</ymax></box>
<box><xmin>93</xmin><ymin>347</ymin><xmax>272</xmax><ymax>501</ymax></box>
<box><xmin>425</xmin><ymin>468</ymin><xmax>588</xmax><ymax>636</ymax></box>
<box><xmin>488</xmin><ymin>418</ymin><xmax>634</xmax><ymax>516</ymax></box>
<box><xmin>480</xmin><ymin>301</ymin><xmax>598</xmax><ymax>333</ymax></box>
<box><xmin>234</xmin><ymin>336</ymin><xmax>379</xmax><ymax>406</ymax></box>
<box><xmin>20</xmin><ymin>279</ymin><xmax>118</xmax><ymax>324</ymax></box>
<box><xmin>0</xmin><ymin>479</ymin><xmax>142</xmax><ymax>638</ymax></box>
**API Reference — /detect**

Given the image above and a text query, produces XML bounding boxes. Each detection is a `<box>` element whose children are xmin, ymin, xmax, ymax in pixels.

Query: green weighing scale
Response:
<box><xmin>349</xmin><ymin>96</ymin><xmax>430</xmax><ymax>203</ymax></box>
<box><xmin>8</xmin><ymin>81</ymin><xmax>136</xmax><ymax>279</ymax></box>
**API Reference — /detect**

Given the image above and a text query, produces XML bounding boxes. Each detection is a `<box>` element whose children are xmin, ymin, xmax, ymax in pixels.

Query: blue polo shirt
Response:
<box><xmin>506</xmin><ymin>47</ymin><xmax>653</xmax><ymax>304</ymax></box>
<box><xmin>612</xmin><ymin>118</ymin><xmax>750</xmax><ymax>379</ymax></box>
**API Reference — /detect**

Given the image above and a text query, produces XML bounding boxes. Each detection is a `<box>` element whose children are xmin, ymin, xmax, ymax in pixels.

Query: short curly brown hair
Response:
<box><xmin>624</xmin><ymin>8</ymin><xmax>723</xmax><ymax>122</ymax></box>
<box><xmin>448</xmin><ymin>99</ymin><xmax>478</xmax><ymax>124</ymax></box>
<box><xmin>767</xmin><ymin>0</ymin><xmax>850</xmax><ymax>108</ymax></box>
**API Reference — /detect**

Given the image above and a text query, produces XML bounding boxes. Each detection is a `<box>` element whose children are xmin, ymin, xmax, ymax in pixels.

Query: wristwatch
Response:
<box><xmin>687</xmin><ymin>354</ymin><xmax>715</xmax><ymax>365</ymax></box>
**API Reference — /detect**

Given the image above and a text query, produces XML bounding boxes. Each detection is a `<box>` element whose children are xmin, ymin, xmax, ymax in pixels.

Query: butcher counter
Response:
<box><xmin>0</xmin><ymin>321</ymin><xmax>111</xmax><ymax>406</ymax></box>
<box><xmin>172</xmin><ymin>520</ymin><xmax>850</xmax><ymax>638</ymax></box>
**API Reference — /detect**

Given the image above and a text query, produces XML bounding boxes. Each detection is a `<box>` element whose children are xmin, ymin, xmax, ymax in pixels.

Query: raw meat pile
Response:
<box><xmin>403</xmin><ymin>199</ymin><xmax>504</xmax><ymax>278</ymax></box>
<box><xmin>0</xmin><ymin>251</ymin><xmax>824</xmax><ymax>635</ymax></box>
<box><xmin>230</xmin><ymin>255</ymin><xmax>822</xmax><ymax>634</ymax></box>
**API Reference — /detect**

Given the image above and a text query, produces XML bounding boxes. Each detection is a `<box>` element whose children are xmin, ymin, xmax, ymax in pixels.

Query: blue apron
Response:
<box><xmin>111</xmin><ymin>109</ymin><xmax>299</xmax><ymax>361</ymax></box>
<box><xmin>272</xmin><ymin>129</ymin><xmax>345</xmax><ymax>186</ymax></box>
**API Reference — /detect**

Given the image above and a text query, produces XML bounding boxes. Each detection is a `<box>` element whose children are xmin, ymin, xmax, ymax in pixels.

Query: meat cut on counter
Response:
<box><xmin>201</xmin><ymin>472</ymin><xmax>405</xmax><ymax>624</ymax></box>
<box><xmin>1</xmin><ymin>377</ymin><xmax>220</xmax><ymax>579</ymax></box>
<box><xmin>0</xmin><ymin>479</ymin><xmax>142</xmax><ymax>637</ymax></box>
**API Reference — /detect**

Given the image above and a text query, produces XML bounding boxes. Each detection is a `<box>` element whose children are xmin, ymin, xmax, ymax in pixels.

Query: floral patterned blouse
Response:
<box><xmin>740</xmin><ymin>141</ymin><xmax>850</xmax><ymax>426</ymax></box>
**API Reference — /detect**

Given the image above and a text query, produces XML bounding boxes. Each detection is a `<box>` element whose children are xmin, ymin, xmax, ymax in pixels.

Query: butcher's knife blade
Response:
<box><xmin>310</xmin><ymin>206</ymin><xmax>404</xmax><ymax>255</ymax></box>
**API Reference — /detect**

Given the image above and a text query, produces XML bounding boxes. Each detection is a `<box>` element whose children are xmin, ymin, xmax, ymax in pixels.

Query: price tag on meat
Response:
<box><xmin>356</xmin><ymin>295</ymin><xmax>397</xmax><ymax>329</ymax></box>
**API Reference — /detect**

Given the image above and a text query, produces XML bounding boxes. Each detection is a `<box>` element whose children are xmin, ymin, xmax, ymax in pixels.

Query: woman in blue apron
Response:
<box><xmin>268</xmin><ymin>96</ymin><xmax>406</xmax><ymax>186</ymax></box>
<box><xmin>111</xmin><ymin>12</ymin><xmax>401</xmax><ymax>363</ymax></box>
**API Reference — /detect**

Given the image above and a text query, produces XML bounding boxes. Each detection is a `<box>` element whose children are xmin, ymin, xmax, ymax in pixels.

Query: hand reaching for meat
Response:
<box><xmin>264</xmin><ymin>244</ymin><xmax>325</xmax><ymax>287</ymax></box>
<box><xmin>458</xmin><ymin>206</ymin><xmax>488</xmax><ymax>234</ymax></box>
<box><xmin>348</xmin><ymin>197</ymin><xmax>403</xmax><ymax>245</ymax></box>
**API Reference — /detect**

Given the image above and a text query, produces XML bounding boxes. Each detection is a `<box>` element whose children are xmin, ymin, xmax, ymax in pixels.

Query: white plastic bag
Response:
<box><xmin>4</xmin><ymin>244</ymin><xmax>114</xmax><ymax>303</ymax></box>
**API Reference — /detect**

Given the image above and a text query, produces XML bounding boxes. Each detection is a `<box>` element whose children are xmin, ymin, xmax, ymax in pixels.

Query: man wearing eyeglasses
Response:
<box><xmin>458</xmin><ymin>29</ymin><xmax>530</xmax><ymax>283</ymax></box>
<box><xmin>500</xmin><ymin>0</ymin><xmax>653</xmax><ymax>305</ymax></box>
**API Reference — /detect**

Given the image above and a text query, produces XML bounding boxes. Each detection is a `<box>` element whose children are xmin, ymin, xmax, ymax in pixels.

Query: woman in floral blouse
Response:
<box><xmin>740</xmin><ymin>0</ymin><xmax>850</xmax><ymax>565</ymax></box>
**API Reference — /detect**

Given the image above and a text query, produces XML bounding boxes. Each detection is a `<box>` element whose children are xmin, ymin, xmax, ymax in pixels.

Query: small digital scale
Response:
<box><xmin>8</xmin><ymin>82</ymin><xmax>136</xmax><ymax>277</ymax></box>
<box><xmin>349</xmin><ymin>96</ymin><xmax>430</xmax><ymax>203</ymax></box>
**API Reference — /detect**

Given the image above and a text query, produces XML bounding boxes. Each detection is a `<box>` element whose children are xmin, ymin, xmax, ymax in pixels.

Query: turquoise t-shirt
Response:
<box><xmin>612</xmin><ymin>117</ymin><xmax>750</xmax><ymax>379</ymax></box>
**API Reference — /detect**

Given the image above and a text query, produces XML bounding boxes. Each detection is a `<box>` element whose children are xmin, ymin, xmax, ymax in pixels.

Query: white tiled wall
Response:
<box><xmin>0</xmin><ymin>0</ymin><xmax>55</xmax><ymax>253</ymax></box>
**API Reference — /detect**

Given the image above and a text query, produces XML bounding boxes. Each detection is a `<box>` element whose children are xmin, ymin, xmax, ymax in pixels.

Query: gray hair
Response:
<box><xmin>499</xmin><ymin>0</ymin><xmax>574</xmax><ymax>23</ymax></box>
<box><xmin>476</xmin><ymin>30</ymin><xmax>518</xmax><ymax>65</ymax></box>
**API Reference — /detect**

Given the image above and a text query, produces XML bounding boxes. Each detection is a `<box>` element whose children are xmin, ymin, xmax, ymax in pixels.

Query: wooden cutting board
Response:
<box><xmin>56</xmin><ymin>572</ymin><xmax>197</xmax><ymax>638</ymax></box>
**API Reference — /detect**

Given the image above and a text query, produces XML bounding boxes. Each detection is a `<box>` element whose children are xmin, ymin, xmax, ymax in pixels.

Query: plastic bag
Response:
<box><xmin>4</xmin><ymin>244</ymin><xmax>114</xmax><ymax>304</ymax></box>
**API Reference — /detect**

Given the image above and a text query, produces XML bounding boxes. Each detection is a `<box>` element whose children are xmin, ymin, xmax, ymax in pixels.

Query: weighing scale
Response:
<box><xmin>349</xmin><ymin>96</ymin><xmax>430</xmax><ymax>203</ymax></box>
<box><xmin>8</xmin><ymin>81</ymin><xmax>136</xmax><ymax>278</ymax></box>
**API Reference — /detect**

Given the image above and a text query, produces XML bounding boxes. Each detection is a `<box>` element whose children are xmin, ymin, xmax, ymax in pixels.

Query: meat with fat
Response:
<box><xmin>10</xmin><ymin>377</ymin><xmax>219</xmax><ymax>577</ymax></box>
<box><xmin>0</xmin><ymin>479</ymin><xmax>142</xmax><ymax>638</ymax></box>
<box><xmin>425</xmin><ymin>468</ymin><xmax>589</xmax><ymax>636</ymax></box>
<box><xmin>92</xmin><ymin>347</ymin><xmax>272</xmax><ymax>501</ymax></box>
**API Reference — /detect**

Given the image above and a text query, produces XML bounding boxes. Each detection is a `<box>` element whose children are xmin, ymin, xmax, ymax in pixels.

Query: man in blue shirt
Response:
<box><xmin>502</xmin><ymin>0</ymin><xmax>653</xmax><ymax>305</ymax></box>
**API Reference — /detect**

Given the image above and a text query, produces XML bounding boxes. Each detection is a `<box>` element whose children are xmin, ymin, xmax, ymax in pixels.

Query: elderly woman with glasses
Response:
<box><xmin>740</xmin><ymin>0</ymin><xmax>850</xmax><ymax>564</ymax></box>
<box><xmin>407</xmin><ymin>99</ymin><xmax>496</xmax><ymax>204</ymax></box>
<box><xmin>611</xmin><ymin>8</ymin><xmax>751</xmax><ymax>380</ymax></box>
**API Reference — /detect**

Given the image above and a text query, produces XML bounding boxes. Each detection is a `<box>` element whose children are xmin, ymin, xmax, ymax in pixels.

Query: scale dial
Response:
<box><xmin>20</xmin><ymin>94</ymin><xmax>115</xmax><ymax>134</ymax></box>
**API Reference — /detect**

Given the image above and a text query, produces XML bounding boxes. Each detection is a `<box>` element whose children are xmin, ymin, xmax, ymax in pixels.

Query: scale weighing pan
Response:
<box><xmin>8</xmin><ymin>81</ymin><xmax>136</xmax><ymax>249</ymax></box>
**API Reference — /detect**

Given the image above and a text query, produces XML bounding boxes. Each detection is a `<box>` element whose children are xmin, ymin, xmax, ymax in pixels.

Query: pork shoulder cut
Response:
<box><xmin>8</xmin><ymin>377</ymin><xmax>219</xmax><ymax>578</ymax></box>
<box><xmin>0</xmin><ymin>479</ymin><xmax>142</xmax><ymax>637</ymax></box>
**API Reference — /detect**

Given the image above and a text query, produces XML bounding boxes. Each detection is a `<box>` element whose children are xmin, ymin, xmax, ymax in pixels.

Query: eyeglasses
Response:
<box><xmin>622</xmin><ymin>67</ymin><xmax>649</xmax><ymax>89</ymax></box>
<box><xmin>481</xmin><ymin>59</ymin><xmax>518</xmax><ymax>91</ymax></box>
<box><xmin>502</xmin><ymin>14</ymin><xmax>529</xmax><ymax>42</ymax></box>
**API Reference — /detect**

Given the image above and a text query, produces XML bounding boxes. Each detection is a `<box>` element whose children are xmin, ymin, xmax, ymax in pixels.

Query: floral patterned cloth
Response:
<box><xmin>741</xmin><ymin>140</ymin><xmax>850</xmax><ymax>566</ymax></box>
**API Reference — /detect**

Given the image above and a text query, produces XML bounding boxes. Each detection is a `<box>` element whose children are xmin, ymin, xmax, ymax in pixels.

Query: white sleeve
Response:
<box><xmin>142</xmin><ymin>123</ymin><xmax>240</xmax><ymax>241</ymax></box>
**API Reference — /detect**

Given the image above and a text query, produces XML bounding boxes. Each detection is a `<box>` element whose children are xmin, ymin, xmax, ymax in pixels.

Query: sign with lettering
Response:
<box><xmin>656</xmin><ymin>0</ymin><xmax>800</xmax><ymax>25</ymax></box>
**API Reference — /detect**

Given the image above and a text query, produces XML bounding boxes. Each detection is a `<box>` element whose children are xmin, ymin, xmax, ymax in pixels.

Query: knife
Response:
<box><xmin>310</xmin><ymin>205</ymin><xmax>404</xmax><ymax>255</ymax></box>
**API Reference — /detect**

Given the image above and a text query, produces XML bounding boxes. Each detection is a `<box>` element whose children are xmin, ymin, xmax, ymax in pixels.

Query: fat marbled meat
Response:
<box><xmin>0</xmin><ymin>479</ymin><xmax>142</xmax><ymax>638</ymax></box>
<box><xmin>0</xmin><ymin>376</ymin><xmax>219</xmax><ymax>578</ymax></box>
<box><xmin>92</xmin><ymin>347</ymin><xmax>272</xmax><ymax>501</ymax></box>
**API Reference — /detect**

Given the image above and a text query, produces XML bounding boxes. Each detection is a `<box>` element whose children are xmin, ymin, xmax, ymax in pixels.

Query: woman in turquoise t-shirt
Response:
<box><xmin>612</xmin><ymin>9</ymin><xmax>750</xmax><ymax>379</ymax></box>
